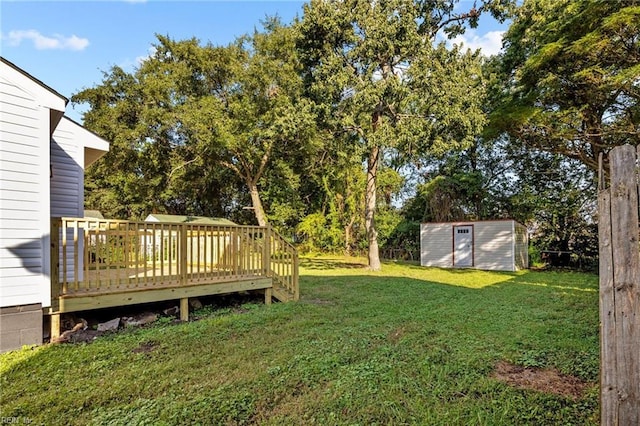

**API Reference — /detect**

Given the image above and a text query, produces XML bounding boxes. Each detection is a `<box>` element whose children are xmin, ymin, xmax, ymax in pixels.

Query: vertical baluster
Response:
<box><xmin>61</xmin><ymin>219</ymin><xmax>68</xmax><ymax>295</ymax></box>
<box><xmin>72</xmin><ymin>220</ymin><xmax>78</xmax><ymax>292</ymax></box>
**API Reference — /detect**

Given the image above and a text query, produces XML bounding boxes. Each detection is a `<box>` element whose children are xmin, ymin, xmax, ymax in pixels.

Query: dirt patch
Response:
<box><xmin>491</xmin><ymin>360</ymin><xmax>591</xmax><ymax>400</ymax></box>
<box><xmin>132</xmin><ymin>340</ymin><xmax>159</xmax><ymax>354</ymax></box>
<box><xmin>388</xmin><ymin>326</ymin><xmax>406</xmax><ymax>344</ymax></box>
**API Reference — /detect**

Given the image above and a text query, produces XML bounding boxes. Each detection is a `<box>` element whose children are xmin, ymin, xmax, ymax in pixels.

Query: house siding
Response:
<box><xmin>0</xmin><ymin>76</ymin><xmax>49</xmax><ymax>308</ymax></box>
<box><xmin>51</xmin><ymin>118</ymin><xmax>85</xmax><ymax>282</ymax></box>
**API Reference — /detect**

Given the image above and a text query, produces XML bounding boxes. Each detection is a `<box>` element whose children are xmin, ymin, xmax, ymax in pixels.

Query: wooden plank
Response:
<box><xmin>180</xmin><ymin>224</ymin><xmax>187</xmax><ymax>285</ymax></box>
<box><xmin>293</xmin><ymin>251</ymin><xmax>299</xmax><ymax>301</ymax></box>
<box><xmin>52</xmin><ymin>277</ymin><xmax>273</xmax><ymax>313</ymax></box>
<box><xmin>73</xmin><ymin>220</ymin><xmax>79</xmax><ymax>292</ymax></box>
<box><xmin>608</xmin><ymin>145</ymin><xmax>640</xmax><ymax>426</ymax></box>
<box><xmin>61</xmin><ymin>219</ymin><xmax>68</xmax><ymax>295</ymax></box>
<box><xmin>598</xmin><ymin>188</ymin><xmax>617</xmax><ymax>426</ymax></box>
<box><xmin>50</xmin><ymin>219</ymin><xmax>60</xmax><ymax>299</ymax></box>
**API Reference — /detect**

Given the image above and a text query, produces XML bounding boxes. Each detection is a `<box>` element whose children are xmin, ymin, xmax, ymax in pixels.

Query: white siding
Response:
<box><xmin>420</xmin><ymin>220</ymin><xmax>528</xmax><ymax>272</ymax></box>
<box><xmin>420</xmin><ymin>223</ymin><xmax>452</xmax><ymax>267</ymax></box>
<box><xmin>0</xmin><ymin>77</ymin><xmax>49</xmax><ymax>307</ymax></box>
<box><xmin>474</xmin><ymin>221</ymin><xmax>514</xmax><ymax>271</ymax></box>
<box><xmin>51</xmin><ymin>118</ymin><xmax>85</xmax><ymax>282</ymax></box>
<box><xmin>51</xmin><ymin>119</ymin><xmax>83</xmax><ymax>217</ymax></box>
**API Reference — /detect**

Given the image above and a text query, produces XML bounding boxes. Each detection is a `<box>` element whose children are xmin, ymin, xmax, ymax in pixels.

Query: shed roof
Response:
<box><xmin>84</xmin><ymin>210</ymin><xmax>104</xmax><ymax>219</ymax></box>
<box><xmin>145</xmin><ymin>214</ymin><xmax>237</xmax><ymax>226</ymax></box>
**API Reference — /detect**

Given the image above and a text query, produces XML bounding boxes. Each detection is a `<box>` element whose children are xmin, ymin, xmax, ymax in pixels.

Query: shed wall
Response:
<box><xmin>474</xmin><ymin>221</ymin><xmax>515</xmax><ymax>271</ymax></box>
<box><xmin>420</xmin><ymin>223</ymin><xmax>452</xmax><ymax>267</ymax></box>
<box><xmin>421</xmin><ymin>220</ymin><xmax>527</xmax><ymax>272</ymax></box>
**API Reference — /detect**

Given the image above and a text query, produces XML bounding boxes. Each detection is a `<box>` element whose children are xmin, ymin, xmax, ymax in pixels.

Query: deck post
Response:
<box><xmin>293</xmin><ymin>251</ymin><xmax>299</xmax><ymax>301</ymax></box>
<box><xmin>50</xmin><ymin>314</ymin><xmax>61</xmax><ymax>340</ymax></box>
<box><xmin>263</xmin><ymin>226</ymin><xmax>271</xmax><ymax>276</ymax></box>
<box><xmin>50</xmin><ymin>218</ymin><xmax>61</xmax><ymax>300</ymax></box>
<box><xmin>265</xmin><ymin>288</ymin><xmax>272</xmax><ymax>305</ymax></box>
<box><xmin>50</xmin><ymin>219</ymin><xmax>61</xmax><ymax>340</ymax></box>
<box><xmin>180</xmin><ymin>298</ymin><xmax>189</xmax><ymax>321</ymax></box>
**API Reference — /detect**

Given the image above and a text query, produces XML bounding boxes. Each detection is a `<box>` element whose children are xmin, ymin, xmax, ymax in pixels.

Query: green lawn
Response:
<box><xmin>1</xmin><ymin>257</ymin><xmax>600</xmax><ymax>425</ymax></box>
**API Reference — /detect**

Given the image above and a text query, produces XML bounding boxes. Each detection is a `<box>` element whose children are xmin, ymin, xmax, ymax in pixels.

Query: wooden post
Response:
<box><xmin>293</xmin><ymin>251</ymin><xmax>300</xmax><ymax>301</ymax></box>
<box><xmin>180</xmin><ymin>298</ymin><xmax>189</xmax><ymax>322</ymax></box>
<box><xmin>263</xmin><ymin>226</ymin><xmax>271</xmax><ymax>276</ymax></box>
<box><xmin>50</xmin><ymin>314</ymin><xmax>61</xmax><ymax>341</ymax></box>
<box><xmin>265</xmin><ymin>288</ymin><xmax>272</xmax><ymax>305</ymax></box>
<box><xmin>50</xmin><ymin>219</ymin><xmax>61</xmax><ymax>340</ymax></box>
<box><xmin>180</xmin><ymin>224</ymin><xmax>188</xmax><ymax>286</ymax></box>
<box><xmin>598</xmin><ymin>145</ymin><xmax>640</xmax><ymax>426</ymax></box>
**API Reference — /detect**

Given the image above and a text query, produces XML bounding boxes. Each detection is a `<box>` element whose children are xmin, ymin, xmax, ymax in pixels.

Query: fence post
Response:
<box><xmin>598</xmin><ymin>144</ymin><xmax>640</xmax><ymax>426</ymax></box>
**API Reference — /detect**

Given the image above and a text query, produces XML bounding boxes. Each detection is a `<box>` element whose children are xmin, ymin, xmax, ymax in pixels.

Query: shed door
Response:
<box><xmin>453</xmin><ymin>225</ymin><xmax>473</xmax><ymax>267</ymax></box>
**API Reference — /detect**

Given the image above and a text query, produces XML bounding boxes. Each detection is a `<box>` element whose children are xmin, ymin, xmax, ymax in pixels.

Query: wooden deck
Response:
<box><xmin>49</xmin><ymin>218</ymin><xmax>299</xmax><ymax>336</ymax></box>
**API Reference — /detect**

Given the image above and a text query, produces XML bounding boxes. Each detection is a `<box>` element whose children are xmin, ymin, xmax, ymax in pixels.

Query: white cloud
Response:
<box><xmin>136</xmin><ymin>46</ymin><xmax>157</xmax><ymax>66</ymax></box>
<box><xmin>5</xmin><ymin>30</ymin><xmax>89</xmax><ymax>51</ymax></box>
<box><xmin>449</xmin><ymin>30</ymin><xmax>505</xmax><ymax>57</ymax></box>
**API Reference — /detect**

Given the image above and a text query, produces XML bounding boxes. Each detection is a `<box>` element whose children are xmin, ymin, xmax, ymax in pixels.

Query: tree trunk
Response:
<box><xmin>248</xmin><ymin>182</ymin><xmax>268</xmax><ymax>227</ymax></box>
<box><xmin>365</xmin><ymin>145</ymin><xmax>381</xmax><ymax>270</ymax></box>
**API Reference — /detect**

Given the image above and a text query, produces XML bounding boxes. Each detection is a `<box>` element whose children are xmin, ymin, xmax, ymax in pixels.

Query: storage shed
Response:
<box><xmin>420</xmin><ymin>220</ymin><xmax>528</xmax><ymax>272</ymax></box>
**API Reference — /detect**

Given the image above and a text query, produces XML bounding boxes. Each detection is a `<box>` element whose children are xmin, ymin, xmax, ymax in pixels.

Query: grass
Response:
<box><xmin>1</xmin><ymin>257</ymin><xmax>600</xmax><ymax>425</ymax></box>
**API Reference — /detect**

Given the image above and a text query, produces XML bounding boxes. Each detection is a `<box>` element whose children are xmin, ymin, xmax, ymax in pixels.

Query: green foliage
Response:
<box><xmin>74</xmin><ymin>20</ymin><xmax>319</xmax><ymax>225</ymax></box>
<box><xmin>494</xmin><ymin>0</ymin><xmax>640</xmax><ymax>170</ymax></box>
<box><xmin>0</xmin><ymin>261</ymin><xmax>599</xmax><ymax>424</ymax></box>
<box><xmin>399</xmin><ymin>132</ymin><xmax>599</xmax><ymax>268</ymax></box>
<box><xmin>297</xmin><ymin>212</ymin><xmax>344</xmax><ymax>253</ymax></box>
<box><xmin>296</xmin><ymin>0</ymin><xmax>512</xmax><ymax>267</ymax></box>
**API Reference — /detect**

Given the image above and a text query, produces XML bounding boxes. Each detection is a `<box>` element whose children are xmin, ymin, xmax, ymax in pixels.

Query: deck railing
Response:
<box><xmin>51</xmin><ymin>218</ymin><xmax>298</xmax><ymax>300</ymax></box>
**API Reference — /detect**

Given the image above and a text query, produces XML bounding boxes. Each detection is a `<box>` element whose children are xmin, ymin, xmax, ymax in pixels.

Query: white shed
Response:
<box><xmin>420</xmin><ymin>220</ymin><xmax>528</xmax><ymax>272</ymax></box>
<box><xmin>0</xmin><ymin>57</ymin><xmax>109</xmax><ymax>352</ymax></box>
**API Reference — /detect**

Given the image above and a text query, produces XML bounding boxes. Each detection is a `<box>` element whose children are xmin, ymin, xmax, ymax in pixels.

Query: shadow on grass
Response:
<box><xmin>300</xmin><ymin>257</ymin><xmax>368</xmax><ymax>270</ymax></box>
<box><xmin>0</xmin><ymin>266</ymin><xmax>600</xmax><ymax>425</ymax></box>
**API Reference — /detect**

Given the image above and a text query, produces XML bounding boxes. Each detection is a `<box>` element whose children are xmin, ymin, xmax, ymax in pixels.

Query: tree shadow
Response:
<box><xmin>299</xmin><ymin>257</ymin><xmax>368</xmax><ymax>270</ymax></box>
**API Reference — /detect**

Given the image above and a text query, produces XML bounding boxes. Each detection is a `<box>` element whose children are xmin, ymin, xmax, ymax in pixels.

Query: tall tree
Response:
<box><xmin>75</xmin><ymin>21</ymin><xmax>317</xmax><ymax>226</ymax></box>
<box><xmin>184</xmin><ymin>20</ymin><xmax>318</xmax><ymax>226</ymax></box>
<box><xmin>494</xmin><ymin>0</ymin><xmax>640</xmax><ymax>170</ymax></box>
<box><xmin>297</xmin><ymin>0</ymin><xmax>510</xmax><ymax>269</ymax></box>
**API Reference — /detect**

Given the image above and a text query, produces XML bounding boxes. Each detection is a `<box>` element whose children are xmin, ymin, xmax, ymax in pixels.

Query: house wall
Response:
<box><xmin>51</xmin><ymin>118</ymin><xmax>85</xmax><ymax>282</ymax></box>
<box><xmin>0</xmin><ymin>75</ymin><xmax>50</xmax><ymax>309</ymax></box>
<box><xmin>420</xmin><ymin>223</ymin><xmax>452</xmax><ymax>267</ymax></box>
<box><xmin>421</xmin><ymin>220</ymin><xmax>525</xmax><ymax>272</ymax></box>
<box><xmin>0</xmin><ymin>75</ymin><xmax>51</xmax><ymax>351</ymax></box>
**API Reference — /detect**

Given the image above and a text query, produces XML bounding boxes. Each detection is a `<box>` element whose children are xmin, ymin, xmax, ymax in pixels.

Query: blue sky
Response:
<box><xmin>1</xmin><ymin>1</ymin><xmax>509</xmax><ymax>123</ymax></box>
